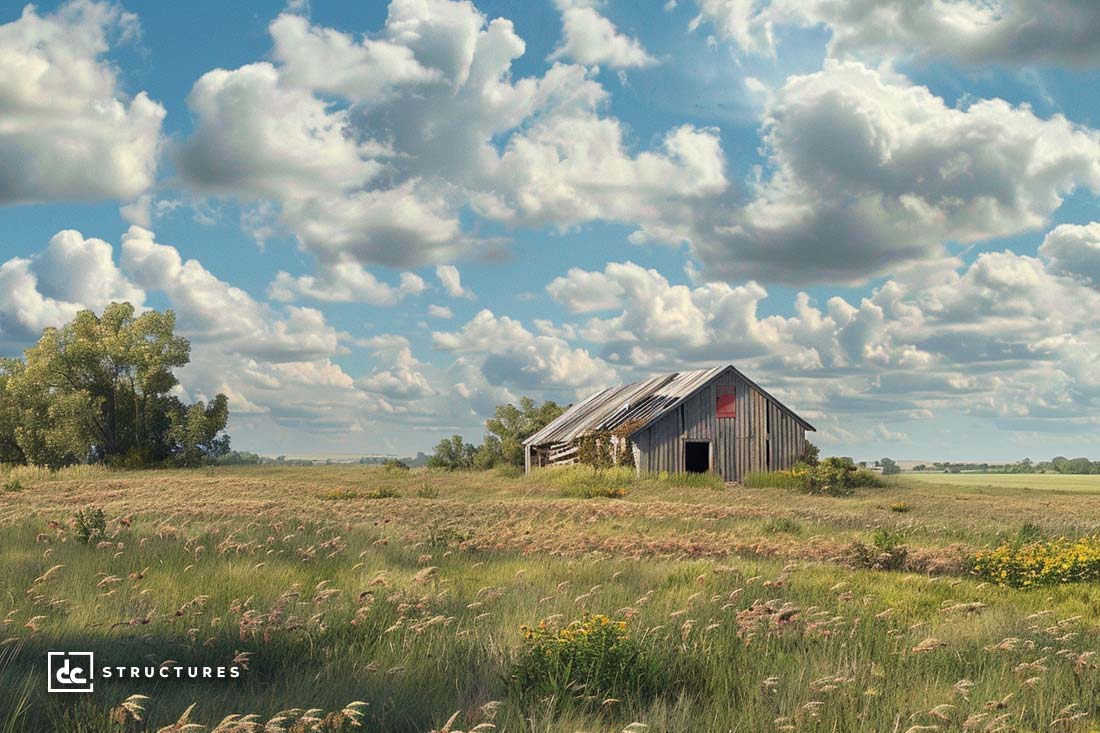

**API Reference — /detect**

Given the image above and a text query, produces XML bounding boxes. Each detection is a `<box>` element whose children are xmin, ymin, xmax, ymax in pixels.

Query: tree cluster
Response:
<box><xmin>0</xmin><ymin>303</ymin><xmax>231</xmax><ymax>468</ymax></box>
<box><xmin>428</xmin><ymin>397</ymin><xmax>566</xmax><ymax>470</ymax></box>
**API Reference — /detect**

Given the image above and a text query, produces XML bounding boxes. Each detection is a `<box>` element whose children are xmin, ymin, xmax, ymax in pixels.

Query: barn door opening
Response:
<box><xmin>684</xmin><ymin>440</ymin><xmax>710</xmax><ymax>473</ymax></box>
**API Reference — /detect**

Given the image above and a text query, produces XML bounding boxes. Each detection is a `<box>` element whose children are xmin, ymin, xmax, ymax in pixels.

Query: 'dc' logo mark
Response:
<box><xmin>47</xmin><ymin>652</ymin><xmax>95</xmax><ymax>693</ymax></box>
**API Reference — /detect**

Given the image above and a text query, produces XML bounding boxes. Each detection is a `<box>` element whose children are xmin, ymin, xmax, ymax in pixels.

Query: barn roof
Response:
<box><xmin>524</xmin><ymin>364</ymin><xmax>815</xmax><ymax>447</ymax></box>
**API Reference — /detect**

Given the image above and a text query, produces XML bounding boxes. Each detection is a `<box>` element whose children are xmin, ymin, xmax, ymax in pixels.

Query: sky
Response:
<box><xmin>2</xmin><ymin>0</ymin><xmax>1100</xmax><ymax>461</ymax></box>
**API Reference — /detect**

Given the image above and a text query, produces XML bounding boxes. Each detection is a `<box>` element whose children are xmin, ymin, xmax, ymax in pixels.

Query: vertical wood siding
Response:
<box><xmin>634</xmin><ymin>370</ymin><xmax>806</xmax><ymax>482</ymax></box>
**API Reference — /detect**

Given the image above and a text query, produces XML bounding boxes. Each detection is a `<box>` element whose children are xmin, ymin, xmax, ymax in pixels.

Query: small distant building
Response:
<box><xmin>524</xmin><ymin>365</ymin><xmax>815</xmax><ymax>482</ymax></box>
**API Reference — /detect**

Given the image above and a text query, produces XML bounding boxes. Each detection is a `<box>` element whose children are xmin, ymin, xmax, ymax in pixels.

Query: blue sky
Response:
<box><xmin>3</xmin><ymin>0</ymin><xmax>1100</xmax><ymax>461</ymax></box>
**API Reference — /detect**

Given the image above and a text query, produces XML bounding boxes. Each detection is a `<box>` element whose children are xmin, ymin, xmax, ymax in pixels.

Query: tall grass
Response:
<box><xmin>532</xmin><ymin>464</ymin><xmax>725</xmax><ymax>496</ymax></box>
<box><xmin>0</xmin><ymin>642</ymin><xmax>34</xmax><ymax>733</ymax></box>
<box><xmin>743</xmin><ymin>469</ymin><xmax>804</xmax><ymax>490</ymax></box>
<box><xmin>533</xmin><ymin>464</ymin><xmax>637</xmax><ymax>495</ymax></box>
<box><xmin>0</xmin><ymin>463</ymin><xmax>109</xmax><ymax>484</ymax></box>
<box><xmin>5</xmin><ymin>466</ymin><xmax>1100</xmax><ymax>730</ymax></box>
<box><xmin>650</xmin><ymin>470</ymin><xmax>725</xmax><ymax>489</ymax></box>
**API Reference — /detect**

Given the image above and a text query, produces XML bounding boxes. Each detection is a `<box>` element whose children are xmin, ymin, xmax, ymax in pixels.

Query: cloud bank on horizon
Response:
<box><xmin>2</xmin><ymin>0</ymin><xmax>1100</xmax><ymax>459</ymax></box>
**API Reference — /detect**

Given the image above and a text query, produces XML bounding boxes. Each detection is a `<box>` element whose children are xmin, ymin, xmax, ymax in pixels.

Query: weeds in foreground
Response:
<box><xmin>844</xmin><ymin>529</ymin><xmax>909</xmax><ymax>570</ymax></box>
<box><xmin>111</xmin><ymin>695</ymin><xmax>368</xmax><ymax>732</ymax></box>
<box><xmin>0</xmin><ymin>463</ymin><xmax>107</xmax><ymax>484</ymax></box>
<box><xmin>73</xmin><ymin>507</ymin><xmax>107</xmax><ymax>544</ymax></box>
<box><xmin>512</xmin><ymin>615</ymin><xmax>661</xmax><ymax>705</ymax></box>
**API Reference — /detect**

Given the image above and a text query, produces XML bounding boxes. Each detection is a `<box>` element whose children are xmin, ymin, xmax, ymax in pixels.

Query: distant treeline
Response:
<box><xmin>211</xmin><ymin>452</ymin><xmax>431</xmax><ymax>467</ymax></box>
<box><xmin>913</xmin><ymin>457</ymin><xmax>1100</xmax><ymax>475</ymax></box>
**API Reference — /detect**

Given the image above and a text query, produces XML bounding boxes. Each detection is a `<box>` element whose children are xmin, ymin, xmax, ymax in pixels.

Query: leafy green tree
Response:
<box><xmin>880</xmin><ymin>457</ymin><xmax>901</xmax><ymax>475</ymax></box>
<box><xmin>0</xmin><ymin>360</ymin><xmax>27</xmax><ymax>464</ymax></box>
<box><xmin>485</xmin><ymin>397</ymin><xmax>566</xmax><ymax>467</ymax></box>
<box><xmin>428</xmin><ymin>435</ymin><xmax>476</xmax><ymax>470</ymax></box>
<box><xmin>167</xmin><ymin>394</ymin><xmax>230</xmax><ymax>466</ymax></box>
<box><xmin>2</xmin><ymin>303</ymin><xmax>230</xmax><ymax>468</ymax></box>
<box><xmin>472</xmin><ymin>435</ymin><xmax>504</xmax><ymax>470</ymax></box>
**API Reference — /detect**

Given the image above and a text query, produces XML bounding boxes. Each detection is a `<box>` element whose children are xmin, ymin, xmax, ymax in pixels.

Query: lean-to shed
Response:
<box><xmin>523</xmin><ymin>365</ymin><xmax>815</xmax><ymax>482</ymax></box>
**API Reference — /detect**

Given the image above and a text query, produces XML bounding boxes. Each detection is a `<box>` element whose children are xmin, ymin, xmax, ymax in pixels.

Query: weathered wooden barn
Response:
<box><xmin>523</xmin><ymin>365</ymin><xmax>815</xmax><ymax>482</ymax></box>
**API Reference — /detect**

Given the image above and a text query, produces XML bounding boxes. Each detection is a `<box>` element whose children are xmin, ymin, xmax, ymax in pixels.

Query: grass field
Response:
<box><xmin>903</xmin><ymin>472</ymin><xmax>1100</xmax><ymax>493</ymax></box>
<box><xmin>3</xmin><ymin>464</ymin><xmax>1100</xmax><ymax>732</ymax></box>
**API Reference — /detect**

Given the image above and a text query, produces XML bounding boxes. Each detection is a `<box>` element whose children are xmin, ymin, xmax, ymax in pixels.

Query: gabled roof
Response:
<box><xmin>524</xmin><ymin>364</ymin><xmax>815</xmax><ymax>447</ymax></box>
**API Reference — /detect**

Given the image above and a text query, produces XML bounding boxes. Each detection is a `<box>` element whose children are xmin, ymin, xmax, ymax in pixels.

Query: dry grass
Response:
<box><xmin>1</xmin><ymin>465</ymin><xmax>1099</xmax><ymax>731</ymax></box>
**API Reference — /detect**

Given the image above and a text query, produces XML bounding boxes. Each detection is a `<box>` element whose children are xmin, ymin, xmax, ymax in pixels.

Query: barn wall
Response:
<box><xmin>635</xmin><ymin>371</ymin><xmax>806</xmax><ymax>482</ymax></box>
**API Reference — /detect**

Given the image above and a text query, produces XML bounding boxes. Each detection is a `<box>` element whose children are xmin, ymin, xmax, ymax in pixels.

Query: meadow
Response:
<box><xmin>902</xmin><ymin>472</ymin><xmax>1100</xmax><ymax>493</ymax></box>
<box><xmin>2</xmin><ymin>464</ymin><xmax>1100</xmax><ymax>732</ymax></box>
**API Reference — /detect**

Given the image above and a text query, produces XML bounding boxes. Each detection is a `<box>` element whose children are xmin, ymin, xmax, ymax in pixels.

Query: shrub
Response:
<box><xmin>3</xmin><ymin>478</ymin><xmax>22</xmax><ymax>492</ymax></box>
<box><xmin>382</xmin><ymin>458</ymin><xmax>410</xmax><ymax>471</ymax></box>
<box><xmin>74</xmin><ymin>507</ymin><xmax>107</xmax><ymax>544</ymax></box>
<box><xmin>845</xmin><ymin>529</ymin><xmax>909</xmax><ymax>570</ymax></box>
<box><xmin>968</xmin><ymin>536</ymin><xmax>1100</xmax><ymax>587</ymax></box>
<box><xmin>804</xmin><ymin>457</ymin><xmax>884</xmax><ymax>496</ymax></box>
<box><xmin>889</xmin><ymin>501</ymin><xmax>911</xmax><ymax>513</ymax></box>
<box><xmin>415</xmin><ymin>484</ymin><xmax>439</xmax><ymax>499</ymax></box>
<box><xmin>512</xmin><ymin>615</ymin><xmax>661</xmax><ymax>703</ymax></box>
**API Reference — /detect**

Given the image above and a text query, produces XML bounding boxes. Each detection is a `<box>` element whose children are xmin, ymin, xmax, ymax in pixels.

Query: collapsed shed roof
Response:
<box><xmin>524</xmin><ymin>364</ymin><xmax>815</xmax><ymax>447</ymax></box>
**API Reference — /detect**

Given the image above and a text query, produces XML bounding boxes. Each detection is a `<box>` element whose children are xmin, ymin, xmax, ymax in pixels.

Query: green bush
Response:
<box><xmin>804</xmin><ymin>457</ymin><xmax>884</xmax><ymax>496</ymax></box>
<box><xmin>74</xmin><ymin>507</ymin><xmax>107</xmax><ymax>545</ymax></box>
<box><xmin>415</xmin><ymin>484</ymin><xmax>439</xmax><ymax>499</ymax></box>
<box><xmin>512</xmin><ymin>614</ymin><xmax>662</xmax><ymax>703</ymax></box>
<box><xmin>844</xmin><ymin>529</ymin><xmax>909</xmax><ymax>570</ymax></box>
<box><xmin>382</xmin><ymin>458</ymin><xmax>410</xmax><ymax>471</ymax></box>
<box><xmin>3</xmin><ymin>478</ymin><xmax>22</xmax><ymax>492</ymax></box>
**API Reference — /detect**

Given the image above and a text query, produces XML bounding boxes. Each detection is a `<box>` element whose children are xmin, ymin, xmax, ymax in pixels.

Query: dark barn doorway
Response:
<box><xmin>684</xmin><ymin>441</ymin><xmax>710</xmax><ymax>473</ymax></box>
